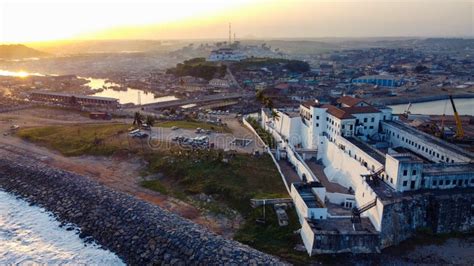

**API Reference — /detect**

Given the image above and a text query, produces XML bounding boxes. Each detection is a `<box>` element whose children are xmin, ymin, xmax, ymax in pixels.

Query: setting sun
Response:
<box><xmin>0</xmin><ymin>70</ymin><xmax>31</xmax><ymax>77</ymax></box>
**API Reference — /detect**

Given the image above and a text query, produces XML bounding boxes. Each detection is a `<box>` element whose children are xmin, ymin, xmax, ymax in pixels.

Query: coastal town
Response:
<box><xmin>1</xmin><ymin>1</ymin><xmax>474</xmax><ymax>262</ymax></box>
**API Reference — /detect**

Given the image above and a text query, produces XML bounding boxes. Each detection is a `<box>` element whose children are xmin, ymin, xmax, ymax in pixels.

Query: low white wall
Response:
<box><xmin>300</xmin><ymin>220</ymin><xmax>315</xmax><ymax>256</ymax></box>
<box><xmin>320</xmin><ymin>139</ymin><xmax>384</xmax><ymax>231</ymax></box>
<box><xmin>242</xmin><ymin>116</ymin><xmax>267</xmax><ymax>149</ymax></box>
<box><xmin>326</xmin><ymin>192</ymin><xmax>355</xmax><ymax>205</ymax></box>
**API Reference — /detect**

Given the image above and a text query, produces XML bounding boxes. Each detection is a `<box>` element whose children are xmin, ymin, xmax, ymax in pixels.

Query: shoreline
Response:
<box><xmin>0</xmin><ymin>155</ymin><xmax>282</xmax><ymax>265</ymax></box>
<box><xmin>0</xmin><ymin>189</ymin><xmax>125</xmax><ymax>265</ymax></box>
<box><xmin>372</xmin><ymin>93</ymin><xmax>474</xmax><ymax>106</ymax></box>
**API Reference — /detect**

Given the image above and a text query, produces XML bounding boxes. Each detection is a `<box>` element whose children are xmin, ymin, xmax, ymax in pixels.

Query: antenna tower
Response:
<box><xmin>228</xmin><ymin>22</ymin><xmax>232</xmax><ymax>45</ymax></box>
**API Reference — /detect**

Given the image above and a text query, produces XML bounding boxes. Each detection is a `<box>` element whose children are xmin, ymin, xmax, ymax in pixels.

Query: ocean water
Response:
<box><xmin>0</xmin><ymin>190</ymin><xmax>125</xmax><ymax>265</ymax></box>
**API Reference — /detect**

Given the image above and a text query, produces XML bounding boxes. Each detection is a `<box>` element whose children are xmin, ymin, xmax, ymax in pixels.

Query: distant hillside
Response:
<box><xmin>29</xmin><ymin>40</ymin><xmax>178</xmax><ymax>55</ymax></box>
<box><xmin>0</xmin><ymin>44</ymin><xmax>48</xmax><ymax>59</ymax></box>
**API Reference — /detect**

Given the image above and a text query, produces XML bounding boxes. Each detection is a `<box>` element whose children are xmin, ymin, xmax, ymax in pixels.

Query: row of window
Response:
<box><xmin>356</xmin><ymin>117</ymin><xmax>375</xmax><ymax>124</ymax></box>
<box><xmin>432</xmin><ymin>178</ymin><xmax>474</xmax><ymax>187</ymax></box>
<box><xmin>386</xmin><ymin>129</ymin><xmax>455</xmax><ymax>163</ymax></box>
<box><xmin>402</xmin><ymin>169</ymin><xmax>417</xmax><ymax>176</ymax></box>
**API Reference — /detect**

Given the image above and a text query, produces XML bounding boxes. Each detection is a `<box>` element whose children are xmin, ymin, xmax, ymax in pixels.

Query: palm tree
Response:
<box><xmin>145</xmin><ymin>115</ymin><xmax>155</xmax><ymax>126</ymax></box>
<box><xmin>264</xmin><ymin>97</ymin><xmax>273</xmax><ymax>109</ymax></box>
<box><xmin>133</xmin><ymin>112</ymin><xmax>143</xmax><ymax>126</ymax></box>
<box><xmin>256</xmin><ymin>89</ymin><xmax>264</xmax><ymax>102</ymax></box>
<box><xmin>271</xmin><ymin>110</ymin><xmax>280</xmax><ymax>121</ymax></box>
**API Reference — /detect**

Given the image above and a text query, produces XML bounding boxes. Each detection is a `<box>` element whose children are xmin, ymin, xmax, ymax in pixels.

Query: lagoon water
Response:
<box><xmin>0</xmin><ymin>70</ymin><xmax>177</xmax><ymax>105</ymax></box>
<box><xmin>389</xmin><ymin>98</ymin><xmax>474</xmax><ymax>116</ymax></box>
<box><xmin>87</xmin><ymin>77</ymin><xmax>178</xmax><ymax>105</ymax></box>
<box><xmin>0</xmin><ymin>190</ymin><xmax>124</xmax><ymax>265</ymax></box>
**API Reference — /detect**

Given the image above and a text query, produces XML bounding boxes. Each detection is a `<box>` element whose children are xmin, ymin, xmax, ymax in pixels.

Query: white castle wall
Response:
<box><xmin>319</xmin><ymin>138</ymin><xmax>384</xmax><ymax>231</ymax></box>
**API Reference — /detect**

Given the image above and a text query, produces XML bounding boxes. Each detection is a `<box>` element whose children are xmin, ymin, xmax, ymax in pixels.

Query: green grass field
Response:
<box><xmin>155</xmin><ymin>120</ymin><xmax>231</xmax><ymax>133</ymax></box>
<box><xmin>143</xmin><ymin>150</ymin><xmax>287</xmax><ymax>214</ymax></box>
<box><xmin>16</xmin><ymin>123</ymin><xmax>130</xmax><ymax>156</ymax></box>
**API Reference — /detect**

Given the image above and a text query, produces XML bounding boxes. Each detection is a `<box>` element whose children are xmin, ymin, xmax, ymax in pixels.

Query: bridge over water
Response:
<box><xmin>124</xmin><ymin>93</ymin><xmax>253</xmax><ymax>110</ymax></box>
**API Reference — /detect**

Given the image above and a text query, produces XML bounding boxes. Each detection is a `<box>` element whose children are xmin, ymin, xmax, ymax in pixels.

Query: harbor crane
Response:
<box><xmin>449</xmin><ymin>95</ymin><xmax>464</xmax><ymax>139</ymax></box>
<box><xmin>403</xmin><ymin>102</ymin><xmax>412</xmax><ymax>116</ymax></box>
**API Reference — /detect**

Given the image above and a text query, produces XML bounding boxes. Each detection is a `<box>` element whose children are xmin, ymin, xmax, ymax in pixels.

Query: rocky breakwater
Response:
<box><xmin>0</xmin><ymin>158</ymin><xmax>283</xmax><ymax>265</ymax></box>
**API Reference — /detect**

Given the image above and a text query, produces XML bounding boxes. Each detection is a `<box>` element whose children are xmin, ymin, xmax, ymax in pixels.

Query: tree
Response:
<box><xmin>414</xmin><ymin>65</ymin><xmax>429</xmax><ymax>73</ymax></box>
<box><xmin>133</xmin><ymin>112</ymin><xmax>143</xmax><ymax>126</ymax></box>
<box><xmin>145</xmin><ymin>115</ymin><xmax>155</xmax><ymax>126</ymax></box>
<box><xmin>256</xmin><ymin>89</ymin><xmax>265</xmax><ymax>102</ymax></box>
<box><xmin>271</xmin><ymin>110</ymin><xmax>280</xmax><ymax>121</ymax></box>
<box><xmin>264</xmin><ymin>97</ymin><xmax>274</xmax><ymax>109</ymax></box>
<box><xmin>285</xmin><ymin>60</ymin><xmax>310</xmax><ymax>73</ymax></box>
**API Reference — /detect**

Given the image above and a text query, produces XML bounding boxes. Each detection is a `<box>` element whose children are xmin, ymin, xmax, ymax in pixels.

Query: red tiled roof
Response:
<box><xmin>302</xmin><ymin>100</ymin><xmax>320</xmax><ymax>109</ymax></box>
<box><xmin>337</xmin><ymin>96</ymin><xmax>367</xmax><ymax>107</ymax></box>
<box><xmin>341</xmin><ymin>106</ymin><xmax>380</xmax><ymax>114</ymax></box>
<box><xmin>322</xmin><ymin>104</ymin><xmax>355</xmax><ymax>119</ymax></box>
<box><xmin>274</xmin><ymin>83</ymin><xmax>290</xmax><ymax>90</ymax></box>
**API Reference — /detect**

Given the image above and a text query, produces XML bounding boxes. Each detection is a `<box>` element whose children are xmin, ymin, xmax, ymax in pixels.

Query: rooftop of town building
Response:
<box><xmin>337</xmin><ymin>95</ymin><xmax>368</xmax><ymax>107</ymax></box>
<box><xmin>301</xmin><ymin>100</ymin><xmax>321</xmax><ymax>109</ymax></box>
<box><xmin>354</xmin><ymin>74</ymin><xmax>402</xmax><ymax>81</ymax></box>
<box><xmin>31</xmin><ymin>91</ymin><xmax>118</xmax><ymax>102</ymax></box>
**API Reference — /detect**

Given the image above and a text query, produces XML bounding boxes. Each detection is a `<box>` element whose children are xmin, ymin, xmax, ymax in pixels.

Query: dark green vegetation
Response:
<box><xmin>140</xmin><ymin>180</ymin><xmax>168</xmax><ymax>195</ymax></box>
<box><xmin>132</xmin><ymin>111</ymin><xmax>155</xmax><ymax>127</ymax></box>
<box><xmin>246</xmin><ymin>116</ymin><xmax>276</xmax><ymax>148</ymax></box>
<box><xmin>231</xmin><ymin>57</ymin><xmax>310</xmax><ymax>73</ymax></box>
<box><xmin>16</xmin><ymin>124</ymin><xmax>130</xmax><ymax>156</ymax></box>
<box><xmin>234</xmin><ymin>207</ymin><xmax>310</xmax><ymax>264</ymax></box>
<box><xmin>256</xmin><ymin>90</ymin><xmax>280</xmax><ymax>121</ymax></box>
<box><xmin>143</xmin><ymin>150</ymin><xmax>286</xmax><ymax>214</ymax></box>
<box><xmin>166</xmin><ymin>57</ymin><xmax>227</xmax><ymax>81</ymax></box>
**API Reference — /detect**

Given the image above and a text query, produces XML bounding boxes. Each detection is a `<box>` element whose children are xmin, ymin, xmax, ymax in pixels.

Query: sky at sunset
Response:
<box><xmin>0</xmin><ymin>0</ymin><xmax>472</xmax><ymax>43</ymax></box>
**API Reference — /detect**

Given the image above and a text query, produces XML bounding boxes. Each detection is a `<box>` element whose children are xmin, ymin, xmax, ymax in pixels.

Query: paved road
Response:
<box><xmin>225</xmin><ymin>63</ymin><xmax>242</xmax><ymax>90</ymax></box>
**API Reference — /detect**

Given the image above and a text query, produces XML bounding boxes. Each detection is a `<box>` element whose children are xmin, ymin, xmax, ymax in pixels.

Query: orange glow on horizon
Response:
<box><xmin>0</xmin><ymin>0</ymin><xmax>471</xmax><ymax>44</ymax></box>
<box><xmin>0</xmin><ymin>0</ymin><xmax>259</xmax><ymax>43</ymax></box>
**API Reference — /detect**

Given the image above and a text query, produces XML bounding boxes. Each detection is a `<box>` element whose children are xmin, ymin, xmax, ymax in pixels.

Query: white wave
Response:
<box><xmin>0</xmin><ymin>190</ymin><xmax>125</xmax><ymax>265</ymax></box>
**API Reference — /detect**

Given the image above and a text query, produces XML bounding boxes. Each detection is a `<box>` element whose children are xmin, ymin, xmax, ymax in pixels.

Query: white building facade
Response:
<box><xmin>208</xmin><ymin>48</ymin><xmax>246</xmax><ymax>62</ymax></box>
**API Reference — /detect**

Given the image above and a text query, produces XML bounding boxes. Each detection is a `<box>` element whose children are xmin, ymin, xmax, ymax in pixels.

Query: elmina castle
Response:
<box><xmin>250</xmin><ymin>96</ymin><xmax>474</xmax><ymax>255</ymax></box>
